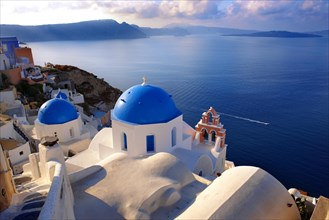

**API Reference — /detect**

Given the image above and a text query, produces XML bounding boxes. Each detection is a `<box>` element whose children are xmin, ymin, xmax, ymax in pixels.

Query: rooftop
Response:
<box><xmin>72</xmin><ymin>152</ymin><xmax>207</xmax><ymax>219</ymax></box>
<box><xmin>112</xmin><ymin>84</ymin><xmax>181</xmax><ymax>125</ymax></box>
<box><xmin>37</xmin><ymin>97</ymin><xmax>78</xmax><ymax>125</ymax></box>
<box><xmin>0</xmin><ymin>138</ymin><xmax>24</xmax><ymax>151</ymax></box>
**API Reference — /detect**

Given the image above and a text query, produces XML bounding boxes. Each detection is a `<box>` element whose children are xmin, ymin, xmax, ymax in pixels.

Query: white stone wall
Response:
<box><xmin>71</xmin><ymin>94</ymin><xmax>84</xmax><ymax>104</ymax></box>
<box><xmin>112</xmin><ymin>115</ymin><xmax>184</xmax><ymax>157</ymax></box>
<box><xmin>35</xmin><ymin>116</ymin><xmax>84</xmax><ymax>142</ymax></box>
<box><xmin>0</xmin><ymin>54</ymin><xmax>10</xmax><ymax>70</ymax></box>
<box><xmin>214</xmin><ymin>146</ymin><xmax>227</xmax><ymax>174</ymax></box>
<box><xmin>0</xmin><ymin>90</ymin><xmax>16</xmax><ymax>106</ymax></box>
<box><xmin>88</xmin><ymin>127</ymin><xmax>115</xmax><ymax>159</ymax></box>
<box><xmin>7</xmin><ymin>142</ymin><xmax>30</xmax><ymax>165</ymax></box>
<box><xmin>37</xmin><ymin>143</ymin><xmax>75</xmax><ymax>219</ymax></box>
<box><xmin>51</xmin><ymin>89</ymin><xmax>84</xmax><ymax>104</ymax></box>
<box><xmin>0</xmin><ymin>121</ymin><xmax>14</xmax><ymax>139</ymax></box>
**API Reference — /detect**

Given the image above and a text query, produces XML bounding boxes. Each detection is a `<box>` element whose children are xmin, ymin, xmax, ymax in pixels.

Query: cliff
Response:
<box><xmin>44</xmin><ymin>64</ymin><xmax>122</xmax><ymax>111</ymax></box>
<box><xmin>1</xmin><ymin>20</ymin><xmax>146</xmax><ymax>42</ymax></box>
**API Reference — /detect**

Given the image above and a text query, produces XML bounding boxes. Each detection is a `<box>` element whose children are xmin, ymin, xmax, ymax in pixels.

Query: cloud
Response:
<box><xmin>159</xmin><ymin>0</ymin><xmax>221</xmax><ymax>19</ymax></box>
<box><xmin>93</xmin><ymin>0</ymin><xmax>224</xmax><ymax>20</ymax></box>
<box><xmin>228</xmin><ymin>0</ymin><xmax>328</xmax><ymax>19</ymax></box>
<box><xmin>1</xmin><ymin>0</ymin><xmax>327</xmax><ymax>31</ymax></box>
<box><xmin>221</xmin><ymin>0</ymin><xmax>328</xmax><ymax>30</ymax></box>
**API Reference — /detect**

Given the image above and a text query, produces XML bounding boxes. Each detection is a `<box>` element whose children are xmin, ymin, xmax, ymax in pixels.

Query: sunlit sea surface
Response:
<box><xmin>30</xmin><ymin>35</ymin><xmax>329</xmax><ymax>197</ymax></box>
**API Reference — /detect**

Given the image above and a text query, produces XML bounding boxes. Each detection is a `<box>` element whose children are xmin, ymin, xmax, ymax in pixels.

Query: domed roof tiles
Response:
<box><xmin>112</xmin><ymin>84</ymin><xmax>181</xmax><ymax>125</ymax></box>
<box><xmin>37</xmin><ymin>95</ymin><xmax>78</xmax><ymax>125</ymax></box>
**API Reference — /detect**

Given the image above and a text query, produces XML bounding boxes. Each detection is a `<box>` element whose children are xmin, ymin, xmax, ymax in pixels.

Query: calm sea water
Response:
<box><xmin>29</xmin><ymin>35</ymin><xmax>329</xmax><ymax>197</ymax></box>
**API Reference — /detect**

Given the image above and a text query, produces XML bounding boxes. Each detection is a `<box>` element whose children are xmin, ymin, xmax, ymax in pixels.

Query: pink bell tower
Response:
<box><xmin>195</xmin><ymin>107</ymin><xmax>226</xmax><ymax>148</ymax></box>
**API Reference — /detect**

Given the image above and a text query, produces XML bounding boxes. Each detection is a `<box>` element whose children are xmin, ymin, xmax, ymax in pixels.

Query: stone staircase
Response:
<box><xmin>13</xmin><ymin>120</ymin><xmax>39</xmax><ymax>153</ymax></box>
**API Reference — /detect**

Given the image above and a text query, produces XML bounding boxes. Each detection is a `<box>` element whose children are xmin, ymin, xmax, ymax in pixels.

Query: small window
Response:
<box><xmin>19</xmin><ymin>151</ymin><xmax>23</xmax><ymax>156</ymax></box>
<box><xmin>146</xmin><ymin>135</ymin><xmax>155</xmax><ymax>152</ymax></box>
<box><xmin>70</xmin><ymin>128</ymin><xmax>74</xmax><ymax>138</ymax></box>
<box><xmin>171</xmin><ymin>127</ymin><xmax>176</xmax><ymax>147</ymax></box>
<box><xmin>122</xmin><ymin>133</ymin><xmax>128</xmax><ymax>151</ymax></box>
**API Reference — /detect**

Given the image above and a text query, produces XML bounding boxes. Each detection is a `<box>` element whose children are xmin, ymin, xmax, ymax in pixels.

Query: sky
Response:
<box><xmin>0</xmin><ymin>0</ymin><xmax>328</xmax><ymax>32</ymax></box>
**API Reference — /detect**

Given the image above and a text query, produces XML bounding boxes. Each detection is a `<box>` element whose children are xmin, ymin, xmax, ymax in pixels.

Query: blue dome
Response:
<box><xmin>112</xmin><ymin>84</ymin><xmax>182</xmax><ymax>125</ymax></box>
<box><xmin>38</xmin><ymin>97</ymin><xmax>78</xmax><ymax>125</ymax></box>
<box><xmin>55</xmin><ymin>91</ymin><xmax>68</xmax><ymax>100</ymax></box>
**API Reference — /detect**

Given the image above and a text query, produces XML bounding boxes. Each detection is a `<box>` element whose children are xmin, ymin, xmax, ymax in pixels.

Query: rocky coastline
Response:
<box><xmin>45</xmin><ymin>64</ymin><xmax>122</xmax><ymax>111</ymax></box>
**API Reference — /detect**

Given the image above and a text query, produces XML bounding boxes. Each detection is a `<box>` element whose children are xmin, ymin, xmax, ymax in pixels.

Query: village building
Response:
<box><xmin>33</xmin><ymin>91</ymin><xmax>96</xmax><ymax>156</ymax></box>
<box><xmin>0</xmin><ymin>37</ymin><xmax>44</xmax><ymax>85</ymax></box>
<box><xmin>1</xmin><ymin>79</ymin><xmax>323</xmax><ymax>220</ymax></box>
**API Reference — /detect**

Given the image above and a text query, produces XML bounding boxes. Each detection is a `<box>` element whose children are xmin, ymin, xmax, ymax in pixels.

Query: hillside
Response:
<box><xmin>43</xmin><ymin>64</ymin><xmax>122</xmax><ymax>111</ymax></box>
<box><xmin>164</xmin><ymin>24</ymin><xmax>258</xmax><ymax>35</ymax></box>
<box><xmin>0</xmin><ymin>20</ymin><xmax>146</xmax><ymax>42</ymax></box>
<box><xmin>306</xmin><ymin>30</ymin><xmax>329</xmax><ymax>37</ymax></box>
<box><xmin>1</xmin><ymin>19</ymin><xmax>327</xmax><ymax>41</ymax></box>
<box><xmin>138</xmin><ymin>27</ymin><xmax>189</xmax><ymax>36</ymax></box>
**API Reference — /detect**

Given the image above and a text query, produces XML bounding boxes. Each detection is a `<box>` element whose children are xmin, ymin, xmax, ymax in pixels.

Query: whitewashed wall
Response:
<box><xmin>112</xmin><ymin>116</ymin><xmax>185</xmax><ymax>157</ymax></box>
<box><xmin>7</xmin><ymin>142</ymin><xmax>30</xmax><ymax>165</ymax></box>
<box><xmin>35</xmin><ymin>115</ymin><xmax>87</xmax><ymax>142</ymax></box>
<box><xmin>0</xmin><ymin>90</ymin><xmax>16</xmax><ymax>105</ymax></box>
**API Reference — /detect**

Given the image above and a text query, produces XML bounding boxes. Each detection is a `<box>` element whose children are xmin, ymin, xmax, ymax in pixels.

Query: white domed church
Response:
<box><xmin>35</xmin><ymin>92</ymin><xmax>83</xmax><ymax>142</ymax></box>
<box><xmin>67</xmin><ymin>79</ymin><xmax>228</xmax><ymax>177</ymax></box>
<box><xmin>111</xmin><ymin>82</ymin><xmax>190</xmax><ymax>156</ymax></box>
<box><xmin>33</xmin><ymin>91</ymin><xmax>93</xmax><ymax>155</ymax></box>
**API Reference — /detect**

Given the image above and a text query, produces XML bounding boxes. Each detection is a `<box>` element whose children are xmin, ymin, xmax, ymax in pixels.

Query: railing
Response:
<box><xmin>13</xmin><ymin>120</ymin><xmax>39</xmax><ymax>152</ymax></box>
<box><xmin>13</xmin><ymin>121</ymin><xmax>29</xmax><ymax>142</ymax></box>
<box><xmin>38</xmin><ymin>162</ymin><xmax>75</xmax><ymax>220</ymax></box>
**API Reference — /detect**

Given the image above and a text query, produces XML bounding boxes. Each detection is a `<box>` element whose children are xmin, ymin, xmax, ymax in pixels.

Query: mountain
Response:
<box><xmin>138</xmin><ymin>27</ymin><xmax>189</xmax><ymax>36</ymax></box>
<box><xmin>1</xmin><ymin>19</ymin><xmax>326</xmax><ymax>42</ymax></box>
<box><xmin>224</xmin><ymin>31</ymin><xmax>322</xmax><ymax>38</ymax></box>
<box><xmin>164</xmin><ymin>24</ymin><xmax>258</xmax><ymax>35</ymax></box>
<box><xmin>0</xmin><ymin>20</ymin><xmax>146</xmax><ymax>42</ymax></box>
<box><xmin>306</xmin><ymin>30</ymin><xmax>329</xmax><ymax>37</ymax></box>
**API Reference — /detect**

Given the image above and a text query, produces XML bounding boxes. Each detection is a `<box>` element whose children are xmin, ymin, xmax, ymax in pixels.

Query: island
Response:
<box><xmin>224</xmin><ymin>31</ymin><xmax>322</xmax><ymax>38</ymax></box>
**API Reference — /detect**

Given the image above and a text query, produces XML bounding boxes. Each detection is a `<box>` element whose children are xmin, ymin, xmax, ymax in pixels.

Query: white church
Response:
<box><xmin>33</xmin><ymin>91</ymin><xmax>95</xmax><ymax>156</ymax></box>
<box><xmin>64</xmin><ymin>79</ymin><xmax>228</xmax><ymax>177</ymax></box>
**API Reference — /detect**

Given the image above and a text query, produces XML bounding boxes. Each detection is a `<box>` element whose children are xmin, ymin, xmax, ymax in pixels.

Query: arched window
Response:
<box><xmin>211</xmin><ymin>131</ymin><xmax>216</xmax><ymax>142</ymax></box>
<box><xmin>122</xmin><ymin>133</ymin><xmax>128</xmax><ymax>151</ymax></box>
<box><xmin>146</xmin><ymin>135</ymin><xmax>155</xmax><ymax>152</ymax></box>
<box><xmin>202</xmin><ymin>129</ymin><xmax>208</xmax><ymax>142</ymax></box>
<box><xmin>171</xmin><ymin>127</ymin><xmax>176</xmax><ymax>147</ymax></box>
<box><xmin>208</xmin><ymin>112</ymin><xmax>213</xmax><ymax>125</ymax></box>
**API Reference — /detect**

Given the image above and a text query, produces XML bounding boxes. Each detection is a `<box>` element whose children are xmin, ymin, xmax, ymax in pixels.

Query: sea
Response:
<box><xmin>29</xmin><ymin>35</ymin><xmax>329</xmax><ymax>197</ymax></box>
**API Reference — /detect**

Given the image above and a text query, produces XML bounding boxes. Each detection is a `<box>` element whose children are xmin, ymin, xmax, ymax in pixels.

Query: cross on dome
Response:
<box><xmin>142</xmin><ymin>76</ymin><xmax>147</xmax><ymax>86</ymax></box>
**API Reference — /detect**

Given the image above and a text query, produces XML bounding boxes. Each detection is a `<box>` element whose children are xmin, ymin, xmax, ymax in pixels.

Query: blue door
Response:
<box><xmin>146</xmin><ymin>135</ymin><xmax>155</xmax><ymax>152</ymax></box>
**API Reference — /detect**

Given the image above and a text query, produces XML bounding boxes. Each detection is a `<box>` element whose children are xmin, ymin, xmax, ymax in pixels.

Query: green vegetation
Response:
<box><xmin>15</xmin><ymin>80</ymin><xmax>46</xmax><ymax>106</ymax></box>
<box><xmin>0</xmin><ymin>73</ymin><xmax>10</xmax><ymax>90</ymax></box>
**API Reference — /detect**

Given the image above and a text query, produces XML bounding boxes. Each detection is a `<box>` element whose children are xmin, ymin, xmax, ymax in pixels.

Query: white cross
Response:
<box><xmin>142</xmin><ymin>76</ymin><xmax>147</xmax><ymax>85</ymax></box>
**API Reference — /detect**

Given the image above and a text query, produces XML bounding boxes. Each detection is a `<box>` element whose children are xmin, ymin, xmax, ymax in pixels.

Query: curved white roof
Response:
<box><xmin>176</xmin><ymin>166</ymin><xmax>301</xmax><ymax>220</ymax></box>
